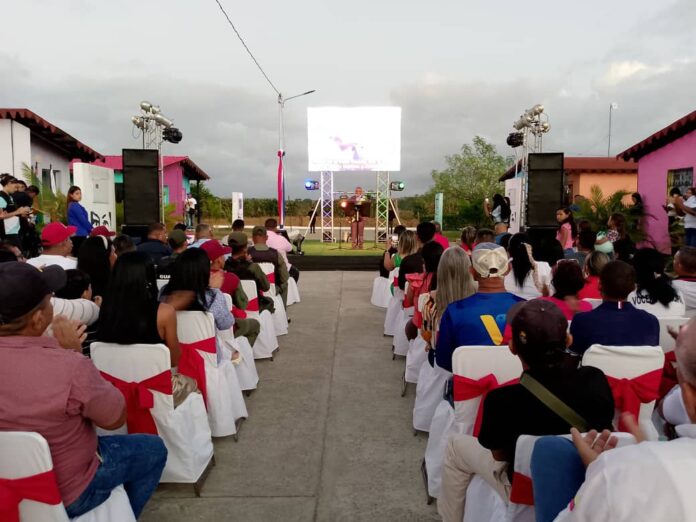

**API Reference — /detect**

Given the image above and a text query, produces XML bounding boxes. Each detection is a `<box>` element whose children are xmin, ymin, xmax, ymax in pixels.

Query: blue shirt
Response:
<box><xmin>67</xmin><ymin>202</ymin><xmax>93</xmax><ymax>237</ymax></box>
<box><xmin>436</xmin><ymin>292</ymin><xmax>524</xmax><ymax>372</ymax></box>
<box><xmin>569</xmin><ymin>301</ymin><xmax>660</xmax><ymax>355</ymax></box>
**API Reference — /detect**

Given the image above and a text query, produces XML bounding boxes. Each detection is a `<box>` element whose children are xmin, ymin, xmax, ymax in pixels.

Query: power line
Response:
<box><xmin>212</xmin><ymin>0</ymin><xmax>280</xmax><ymax>96</ymax></box>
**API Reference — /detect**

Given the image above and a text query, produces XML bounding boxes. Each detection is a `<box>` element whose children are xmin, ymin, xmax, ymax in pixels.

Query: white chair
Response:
<box><xmin>658</xmin><ymin>316</ymin><xmax>690</xmax><ymax>353</ymax></box>
<box><xmin>582</xmin><ymin>344</ymin><xmax>664</xmax><ymax>441</ymax></box>
<box><xmin>384</xmin><ymin>268</ymin><xmax>402</xmax><ymax>336</ymax></box>
<box><xmin>424</xmin><ymin>346</ymin><xmax>521</xmax><ymax>499</ymax></box>
<box><xmin>90</xmin><ymin>343</ymin><xmax>214</xmax><ymax>489</ymax></box>
<box><xmin>582</xmin><ymin>298</ymin><xmax>602</xmax><ymax>309</ymax></box>
<box><xmin>392</xmin><ymin>306</ymin><xmax>412</xmax><ymax>358</ymax></box>
<box><xmin>413</xmin><ymin>360</ymin><xmax>451</xmax><ymax>433</ymax></box>
<box><xmin>156</xmin><ymin>279</ymin><xmax>168</xmax><ymax>291</ymax></box>
<box><xmin>220</xmin><ymin>292</ymin><xmax>260</xmax><ymax>390</ymax></box>
<box><xmin>257</xmin><ymin>262</ymin><xmax>289</xmax><ymax>336</ymax></box>
<box><xmin>240</xmin><ymin>279</ymin><xmax>279</xmax><ymax>360</ymax></box>
<box><xmin>0</xmin><ymin>431</ymin><xmax>135</xmax><ymax>522</ymax></box>
<box><xmin>405</xmin><ymin>293</ymin><xmax>431</xmax><ymax>384</ymax></box>
<box><xmin>176</xmin><ymin>312</ymin><xmax>248</xmax><ymax>437</ymax></box>
<box><xmin>371</xmin><ymin>275</ymin><xmax>391</xmax><ymax>308</ymax></box>
<box><xmin>287</xmin><ymin>276</ymin><xmax>301</xmax><ymax>306</ymax></box>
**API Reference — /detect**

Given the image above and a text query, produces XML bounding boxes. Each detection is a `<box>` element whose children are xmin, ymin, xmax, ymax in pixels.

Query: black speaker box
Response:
<box><xmin>122</xmin><ymin>149</ymin><xmax>159</xmax><ymax>225</ymax></box>
<box><xmin>526</xmin><ymin>153</ymin><xmax>564</xmax><ymax>227</ymax></box>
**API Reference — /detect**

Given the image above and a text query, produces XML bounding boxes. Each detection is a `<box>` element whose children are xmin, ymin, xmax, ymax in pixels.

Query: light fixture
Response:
<box><xmin>304</xmin><ymin>179</ymin><xmax>319</xmax><ymax>190</ymax></box>
<box><xmin>163</xmin><ymin>127</ymin><xmax>183</xmax><ymax>144</ymax></box>
<box><xmin>390</xmin><ymin>181</ymin><xmax>405</xmax><ymax>192</ymax></box>
<box><xmin>506</xmin><ymin>132</ymin><xmax>524</xmax><ymax>148</ymax></box>
<box><xmin>140</xmin><ymin>101</ymin><xmax>152</xmax><ymax>111</ymax></box>
<box><xmin>153</xmin><ymin>114</ymin><xmax>173</xmax><ymax>128</ymax></box>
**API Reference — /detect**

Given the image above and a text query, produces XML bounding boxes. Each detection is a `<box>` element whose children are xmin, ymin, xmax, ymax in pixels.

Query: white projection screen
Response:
<box><xmin>307</xmin><ymin>107</ymin><xmax>401</xmax><ymax>172</ymax></box>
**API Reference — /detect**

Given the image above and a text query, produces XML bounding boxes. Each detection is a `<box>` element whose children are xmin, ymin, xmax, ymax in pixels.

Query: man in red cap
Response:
<box><xmin>27</xmin><ymin>222</ymin><xmax>77</xmax><ymax>270</ymax></box>
<box><xmin>89</xmin><ymin>225</ymin><xmax>116</xmax><ymax>239</ymax></box>
<box><xmin>200</xmin><ymin>240</ymin><xmax>260</xmax><ymax>346</ymax></box>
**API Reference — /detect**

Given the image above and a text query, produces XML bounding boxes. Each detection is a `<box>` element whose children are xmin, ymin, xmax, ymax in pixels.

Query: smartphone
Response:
<box><xmin>391</xmin><ymin>234</ymin><xmax>398</xmax><ymax>243</ymax></box>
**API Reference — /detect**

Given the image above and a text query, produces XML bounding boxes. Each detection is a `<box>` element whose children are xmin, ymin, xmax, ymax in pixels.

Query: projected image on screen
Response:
<box><xmin>307</xmin><ymin>107</ymin><xmax>401</xmax><ymax>172</ymax></box>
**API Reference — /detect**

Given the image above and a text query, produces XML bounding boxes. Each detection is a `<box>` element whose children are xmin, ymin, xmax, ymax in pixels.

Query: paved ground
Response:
<box><xmin>141</xmin><ymin>271</ymin><xmax>439</xmax><ymax>522</ymax></box>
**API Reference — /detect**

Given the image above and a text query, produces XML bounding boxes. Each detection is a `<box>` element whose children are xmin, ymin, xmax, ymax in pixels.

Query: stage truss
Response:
<box><xmin>320</xmin><ymin>171</ymin><xmax>334</xmax><ymax>242</ymax></box>
<box><xmin>374</xmin><ymin>171</ymin><xmax>390</xmax><ymax>243</ymax></box>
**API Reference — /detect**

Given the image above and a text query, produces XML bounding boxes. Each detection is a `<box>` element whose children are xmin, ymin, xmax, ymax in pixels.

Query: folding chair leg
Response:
<box><xmin>194</xmin><ymin>455</ymin><xmax>216</xmax><ymax>497</ymax></box>
<box><xmin>401</xmin><ymin>372</ymin><xmax>407</xmax><ymax>397</ymax></box>
<box><xmin>421</xmin><ymin>458</ymin><xmax>434</xmax><ymax>505</ymax></box>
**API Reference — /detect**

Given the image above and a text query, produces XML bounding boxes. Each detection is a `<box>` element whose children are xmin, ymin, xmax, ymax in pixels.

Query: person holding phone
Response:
<box><xmin>484</xmin><ymin>194</ymin><xmax>510</xmax><ymax>226</ymax></box>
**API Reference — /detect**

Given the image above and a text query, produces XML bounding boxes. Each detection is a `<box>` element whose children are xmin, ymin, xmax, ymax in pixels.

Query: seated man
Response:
<box><xmin>189</xmin><ymin>223</ymin><xmax>214</xmax><ymax>248</ymax></box>
<box><xmin>157</xmin><ymin>229</ymin><xmax>188</xmax><ymax>276</ymax></box>
<box><xmin>232</xmin><ymin>219</ymin><xmax>245</xmax><ymax>232</ymax></box>
<box><xmin>570</xmin><ymin>260</ymin><xmax>659</xmax><ymax>355</ymax></box>
<box><xmin>248</xmin><ymin>226</ymin><xmax>289</xmax><ymax>306</ymax></box>
<box><xmin>264</xmin><ymin>218</ymin><xmax>299</xmax><ymax>282</ymax></box>
<box><xmin>672</xmin><ymin>246</ymin><xmax>696</xmax><ymax>316</ymax></box>
<box><xmin>27</xmin><ymin>222</ymin><xmax>77</xmax><ymax>269</ymax></box>
<box><xmin>136</xmin><ymin>222</ymin><xmax>172</xmax><ymax>266</ymax></box>
<box><xmin>435</xmin><ymin>243</ymin><xmax>523</xmax><ymax>373</ymax></box>
<box><xmin>201</xmin><ymin>239</ymin><xmax>261</xmax><ymax>346</ymax></box>
<box><xmin>112</xmin><ymin>234</ymin><xmax>136</xmax><ymax>257</ymax></box>
<box><xmin>438</xmin><ymin>299</ymin><xmax>615</xmax><ymax>522</ymax></box>
<box><xmin>476</xmin><ymin>228</ymin><xmax>495</xmax><ymax>245</ymax></box>
<box><xmin>0</xmin><ymin>262</ymin><xmax>167</xmax><ymax>518</ymax></box>
<box><xmin>225</xmin><ymin>231</ymin><xmax>274</xmax><ymax>314</ymax></box>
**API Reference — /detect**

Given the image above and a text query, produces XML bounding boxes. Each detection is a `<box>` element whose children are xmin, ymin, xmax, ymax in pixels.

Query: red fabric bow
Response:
<box><xmin>510</xmin><ymin>472</ymin><xmax>534</xmax><ymax>505</ymax></box>
<box><xmin>100</xmin><ymin>370</ymin><xmax>172</xmax><ymax>435</ymax></box>
<box><xmin>453</xmin><ymin>374</ymin><xmax>519</xmax><ymax>437</ymax></box>
<box><xmin>660</xmin><ymin>351</ymin><xmax>677</xmax><ymax>399</ymax></box>
<box><xmin>605</xmin><ymin>368</ymin><xmax>662</xmax><ymax>431</ymax></box>
<box><xmin>231</xmin><ymin>307</ymin><xmax>247</xmax><ymax>319</ymax></box>
<box><xmin>178</xmin><ymin>337</ymin><xmax>216</xmax><ymax>406</ymax></box>
<box><xmin>247</xmin><ymin>297</ymin><xmax>259</xmax><ymax>312</ymax></box>
<box><xmin>266</xmin><ymin>272</ymin><xmax>276</xmax><ymax>285</ymax></box>
<box><xmin>0</xmin><ymin>470</ymin><xmax>63</xmax><ymax>522</ymax></box>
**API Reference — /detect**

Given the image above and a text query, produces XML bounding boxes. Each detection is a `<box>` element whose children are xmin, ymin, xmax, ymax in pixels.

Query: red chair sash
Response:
<box><xmin>247</xmin><ymin>297</ymin><xmax>259</xmax><ymax>312</ymax></box>
<box><xmin>605</xmin><ymin>368</ymin><xmax>662</xmax><ymax>431</ymax></box>
<box><xmin>178</xmin><ymin>337</ymin><xmax>216</xmax><ymax>406</ymax></box>
<box><xmin>660</xmin><ymin>351</ymin><xmax>677</xmax><ymax>399</ymax></box>
<box><xmin>100</xmin><ymin>370</ymin><xmax>172</xmax><ymax>435</ymax></box>
<box><xmin>231</xmin><ymin>307</ymin><xmax>247</xmax><ymax>319</ymax></box>
<box><xmin>509</xmin><ymin>472</ymin><xmax>534</xmax><ymax>505</ymax></box>
<box><xmin>0</xmin><ymin>470</ymin><xmax>62</xmax><ymax>522</ymax></box>
<box><xmin>453</xmin><ymin>374</ymin><xmax>519</xmax><ymax>437</ymax></box>
<box><xmin>267</xmin><ymin>272</ymin><xmax>276</xmax><ymax>285</ymax></box>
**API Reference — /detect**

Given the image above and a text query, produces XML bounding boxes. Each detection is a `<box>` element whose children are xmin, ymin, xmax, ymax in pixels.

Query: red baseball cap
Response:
<box><xmin>200</xmin><ymin>240</ymin><xmax>231</xmax><ymax>261</ymax></box>
<box><xmin>41</xmin><ymin>222</ymin><xmax>77</xmax><ymax>247</ymax></box>
<box><xmin>90</xmin><ymin>225</ymin><xmax>116</xmax><ymax>238</ymax></box>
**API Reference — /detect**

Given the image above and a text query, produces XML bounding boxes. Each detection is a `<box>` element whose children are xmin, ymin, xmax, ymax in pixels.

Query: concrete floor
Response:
<box><xmin>141</xmin><ymin>271</ymin><xmax>439</xmax><ymax>522</ymax></box>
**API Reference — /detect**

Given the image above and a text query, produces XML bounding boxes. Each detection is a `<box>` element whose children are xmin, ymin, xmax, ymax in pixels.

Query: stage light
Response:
<box><xmin>131</xmin><ymin>116</ymin><xmax>146</xmax><ymax>129</ymax></box>
<box><xmin>506</xmin><ymin>132</ymin><xmax>524</xmax><ymax>148</ymax></box>
<box><xmin>540</xmin><ymin>122</ymin><xmax>550</xmax><ymax>133</ymax></box>
<box><xmin>340</xmin><ymin>200</ymin><xmax>348</xmax><ymax>208</ymax></box>
<box><xmin>390</xmin><ymin>181</ymin><xmax>405</xmax><ymax>191</ymax></box>
<box><xmin>531</xmin><ymin>104</ymin><xmax>544</xmax><ymax>115</ymax></box>
<box><xmin>304</xmin><ymin>179</ymin><xmax>319</xmax><ymax>190</ymax></box>
<box><xmin>163</xmin><ymin>127</ymin><xmax>183</xmax><ymax>144</ymax></box>
<box><xmin>153</xmin><ymin>113</ymin><xmax>173</xmax><ymax>128</ymax></box>
<box><xmin>140</xmin><ymin>101</ymin><xmax>152</xmax><ymax>112</ymax></box>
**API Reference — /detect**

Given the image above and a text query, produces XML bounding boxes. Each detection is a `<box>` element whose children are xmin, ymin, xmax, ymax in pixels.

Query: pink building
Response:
<box><xmin>92</xmin><ymin>155</ymin><xmax>210</xmax><ymax>217</ymax></box>
<box><xmin>618</xmin><ymin>110</ymin><xmax>696</xmax><ymax>253</ymax></box>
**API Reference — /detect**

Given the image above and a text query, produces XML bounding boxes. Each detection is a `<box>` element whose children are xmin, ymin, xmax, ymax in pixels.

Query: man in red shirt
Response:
<box><xmin>0</xmin><ymin>262</ymin><xmax>167</xmax><ymax>518</ymax></box>
<box><xmin>433</xmin><ymin>221</ymin><xmax>451</xmax><ymax>251</ymax></box>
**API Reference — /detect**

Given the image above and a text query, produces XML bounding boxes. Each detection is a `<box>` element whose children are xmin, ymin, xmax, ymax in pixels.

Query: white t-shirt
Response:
<box><xmin>504</xmin><ymin>261</ymin><xmax>552</xmax><ymax>300</ymax></box>
<box><xmin>684</xmin><ymin>196</ymin><xmax>696</xmax><ymax>229</ymax></box>
<box><xmin>556</xmin><ymin>438</ymin><xmax>696</xmax><ymax>521</ymax></box>
<box><xmin>27</xmin><ymin>254</ymin><xmax>77</xmax><ymax>270</ymax></box>
<box><xmin>627</xmin><ymin>288</ymin><xmax>686</xmax><ymax>317</ymax></box>
<box><xmin>672</xmin><ymin>279</ymin><xmax>696</xmax><ymax>315</ymax></box>
<box><xmin>186</xmin><ymin>197</ymin><xmax>197</xmax><ymax>211</ymax></box>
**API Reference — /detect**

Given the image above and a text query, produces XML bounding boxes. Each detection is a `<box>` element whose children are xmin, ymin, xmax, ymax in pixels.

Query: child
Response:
<box><xmin>555</xmin><ymin>207</ymin><xmax>577</xmax><ymax>256</ymax></box>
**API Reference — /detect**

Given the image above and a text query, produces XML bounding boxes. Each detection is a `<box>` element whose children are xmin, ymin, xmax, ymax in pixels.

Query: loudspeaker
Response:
<box><xmin>526</xmin><ymin>153</ymin><xmax>564</xmax><ymax>227</ymax></box>
<box><xmin>122</xmin><ymin>149</ymin><xmax>159</xmax><ymax>225</ymax></box>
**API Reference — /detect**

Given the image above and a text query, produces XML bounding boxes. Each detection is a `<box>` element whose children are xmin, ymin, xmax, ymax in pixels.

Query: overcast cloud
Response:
<box><xmin>0</xmin><ymin>0</ymin><xmax>694</xmax><ymax>197</ymax></box>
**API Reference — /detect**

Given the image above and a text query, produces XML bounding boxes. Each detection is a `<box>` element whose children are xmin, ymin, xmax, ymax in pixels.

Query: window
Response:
<box><xmin>163</xmin><ymin>185</ymin><xmax>169</xmax><ymax>205</ymax></box>
<box><xmin>667</xmin><ymin>168</ymin><xmax>694</xmax><ymax>196</ymax></box>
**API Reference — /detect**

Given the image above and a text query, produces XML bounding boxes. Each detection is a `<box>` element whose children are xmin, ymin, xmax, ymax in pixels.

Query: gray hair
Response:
<box><xmin>435</xmin><ymin>247</ymin><xmax>477</xmax><ymax>326</ymax></box>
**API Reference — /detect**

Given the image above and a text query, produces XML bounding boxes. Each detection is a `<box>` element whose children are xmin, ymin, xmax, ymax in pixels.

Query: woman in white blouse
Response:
<box><xmin>504</xmin><ymin>233</ymin><xmax>552</xmax><ymax>300</ymax></box>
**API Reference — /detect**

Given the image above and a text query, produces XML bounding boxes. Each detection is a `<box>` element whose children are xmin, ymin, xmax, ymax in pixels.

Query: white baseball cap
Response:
<box><xmin>472</xmin><ymin>242</ymin><xmax>509</xmax><ymax>278</ymax></box>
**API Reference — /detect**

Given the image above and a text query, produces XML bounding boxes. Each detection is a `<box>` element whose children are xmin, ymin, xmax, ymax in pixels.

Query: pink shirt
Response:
<box><xmin>434</xmin><ymin>233</ymin><xmax>450</xmax><ymax>251</ymax></box>
<box><xmin>557</xmin><ymin>222</ymin><xmax>573</xmax><ymax>249</ymax></box>
<box><xmin>0</xmin><ymin>336</ymin><xmax>125</xmax><ymax>505</ymax></box>
<box><xmin>266</xmin><ymin>230</ymin><xmax>292</xmax><ymax>268</ymax></box>
<box><xmin>540</xmin><ymin>296</ymin><xmax>592</xmax><ymax>320</ymax></box>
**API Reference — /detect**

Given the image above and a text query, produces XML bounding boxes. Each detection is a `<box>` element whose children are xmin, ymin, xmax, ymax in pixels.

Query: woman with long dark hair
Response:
<box><xmin>77</xmin><ymin>235</ymin><xmax>115</xmax><ymax>300</ymax></box>
<box><xmin>504</xmin><ymin>233</ymin><xmax>552</xmax><ymax>299</ymax></box>
<box><xmin>540</xmin><ymin>261</ymin><xmax>592</xmax><ymax>320</ymax></box>
<box><xmin>555</xmin><ymin>207</ymin><xmax>577</xmax><ymax>256</ymax></box>
<box><xmin>66</xmin><ymin>186</ymin><xmax>92</xmax><ymax>253</ymax></box>
<box><xmin>485</xmin><ymin>193</ymin><xmax>511</xmax><ymax>225</ymax></box>
<box><xmin>629</xmin><ymin>248</ymin><xmax>685</xmax><ymax>316</ymax></box>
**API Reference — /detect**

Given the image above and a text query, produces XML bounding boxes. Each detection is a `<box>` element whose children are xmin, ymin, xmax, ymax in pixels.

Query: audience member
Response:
<box><xmin>566</xmin><ymin>229</ymin><xmax>596</xmax><ymax>267</ymax></box>
<box><xmin>396</xmin><ymin>230</ymin><xmax>422</xmax><ymax>291</ymax></box>
<box><xmin>484</xmin><ymin>193</ymin><xmax>510</xmax><ymax>226</ymax></box>
<box><xmin>416</xmin><ymin>221</ymin><xmax>437</xmax><ymax>245</ymax></box>
<box><xmin>570</xmin><ymin>260</ymin><xmax>659</xmax><ymax>355</ymax></box>
<box><xmin>112</xmin><ymin>234</ymin><xmax>136</xmax><ymax>257</ymax></box>
<box><xmin>248</xmin><ymin>225</ymin><xmax>289</xmax><ymax>305</ymax></box>
<box><xmin>52</xmin><ymin>269</ymin><xmax>100</xmax><ymax>327</ymax></box>
<box><xmin>137</xmin><ymin>222</ymin><xmax>172</xmax><ymax>266</ymax></box>
<box><xmin>173</xmin><ymin>222</ymin><xmax>187</xmax><ymax>232</ymax></box>
<box><xmin>494</xmin><ymin>222</ymin><xmax>509</xmax><ymax>244</ymax></box>
<box><xmin>190</xmin><ymin>223</ymin><xmax>214</xmax><ymax>248</ymax></box>
<box><xmin>577</xmin><ymin>251</ymin><xmax>609</xmax><ymax>299</ymax></box>
<box><xmin>97</xmin><ymin>251</ymin><xmax>197</xmax><ymax>407</ymax></box>
<box><xmin>673</xmin><ymin>246</ymin><xmax>696</xmax><ymax>315</ymax></box>
<box><xmin>498</xmin><ymin>233</ymin><xmax>512</xmax><ymax>251</ymax></box>
<box><xmin>232</xmin><ymin>219</ymin><xmax>245</xmax><ymax>232</ymax></box>
<box><xmin>225</xmin><ymin>231</ymin><xmax>274</xmax><ymax>313</ymax></box>
<box><xmin>504</xmin><ymin>233</ymin><xmax>552</xmax><ymax>299</ymax></box>
<box><xmin>540</xmin><ymin>261</ymin><xmax>592</xmax><ymax>320</ymax></box>
<box><xmin>556</xmin><ymin>207</ymin><xmax>577</xmax><ymax>256</ymax></box>
<box><xmin>475</xmin><ymin>228</ymin><xmax>495</xmax><ymax>244</ymax></box>
<box><xmin>66</xmin><ymin>185</ymin><xmax>92</xmax><ymax>254</ymax></box>
<box><xmin>0</xmin><ymin>262</ymin><xmax>166</xmax><ymax>518</ymax></box>
<box><xmin>460</xmin><ymin>226</ymin><xmax>477</xmax><ymax>253</ymax></box>
<box><xmin>265</xmin><ymin>218</ymin><xmax>299</xmax><ymax>282</ymax></box>
<box><xmin>157</xmin><ymin>229</ymin><xmax>188</xmax><ymax>275</ymax></box>
<box><xmin>381</xmin><ymin>224</ymin><xmax>406</xmax><ymax>274</ymax></box>
<box><xmin>432</xmin><ymin>221</ymin><xmax>450</xmax><ymax>250</ymax></box>
<box><xmin>628</xmin><ymin>248</ymin><xmax>685</xmax><ymax>317</ymax></box>
<box><xmin>27</xmin><ymin>222</ymin><xmax>77</xmax><ymax>269</ymax></box>
<box><xmin>438</xmin><ymin>299</ymin><xmax>614</xmax><ymax>522</ymax></box>
<box><xmin>89</xmin><ymin>225</ymin><xmax>116</xmax><ymax>239</ymax></box>
<box><xmin>405</xmin><ymin>241</ymin><xmax>443</xmax><ymax>339</ymax></box>
<box><xmin>435</xmin><ymin>243</ymin><xmax>523</xmax><ymax>372</ymax></box>
<box><xmin>0</xmin><ymin>176</ymin><xmax>31</xmax><ymax>246</ymax></box>
<box><xmin>77</xmin><ymin>235</ymin><xmax>115</xmax><ymax>300</ymax></box>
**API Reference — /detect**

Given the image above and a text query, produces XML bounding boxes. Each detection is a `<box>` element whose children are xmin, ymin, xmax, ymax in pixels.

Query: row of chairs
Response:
<box><xmin>1</xmin><ymin>271</ymin><xmax>300</xmax><ymax>521</ymax></box>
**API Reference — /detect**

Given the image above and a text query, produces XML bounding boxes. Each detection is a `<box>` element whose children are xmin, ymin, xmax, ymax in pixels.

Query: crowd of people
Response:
<box><xmin>375</xmin><ymin>211</ymin><xmax>696</xmax><ymax>521</ymax></box>
<box><xmin>0</xmin><ymin>182</ymin><xmax>300</xmax><ymax>518</ymax></box>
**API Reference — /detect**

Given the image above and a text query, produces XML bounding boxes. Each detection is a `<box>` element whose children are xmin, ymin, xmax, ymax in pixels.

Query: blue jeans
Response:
<box><xmin>530</xmin><ymin>437</ymin><xmax>586</xmax><ymax>522</ymax></box>
<box><xmin>65</xmin><ymin>435</ymin><xmax>167</xmax><ymax>518</ymax></box>
<box><xmin>686</xmin><ymin>228</ymin><xmax>696</xmax><ymax>247</ymax></box>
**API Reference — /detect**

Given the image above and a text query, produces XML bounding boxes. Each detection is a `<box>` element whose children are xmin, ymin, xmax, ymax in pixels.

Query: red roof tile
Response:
<box><xmin>618</xmin><ymin>110</ymin><xmax>696</xmax><ymax>162</ymax></box>
<box><xmin>92</xmin><ymin>155</ymin><xmax>210</xmax><ymax>181</ymax></box>
<box><xmin>500</xmin><ymin>156</ymin><xmax>636</xmax><ymax>181</ymax></box>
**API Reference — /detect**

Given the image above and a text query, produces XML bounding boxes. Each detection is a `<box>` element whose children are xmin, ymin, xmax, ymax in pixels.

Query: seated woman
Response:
<box><xmin>504</xmin><ymin>233</ymin><xmax>552</xmax><ymax>299</ymax></box>
<box><xmin>405</xmin><ymin>241</ymin><xmax>444</xmax><ymax>340</ymax></box>
<box><xmin>459</xmin><ymin>226</ymin><xmax>477</xmax><ymax>254</ymax></box>
<box><xmin>577</xmin><ymin>251</ymin><xmax>609</xmax><ymax>300</ymax></box>
<box><xmin>541</xmin><ymin>261</ymin><xmax>592</xmax><ymax>320</ymax></box>
<box><xmin>77</xmin><ymin>235</ymin><xmax>116</xmax><ymax>301</ymax></box>
<box><xmin>396</xmin><ymin>230</ymin><xmax>421</xmax><ymax>292</ymax></box>
<box><xmin>96</xmin><ymin>251</ymin><xmax>197</xmax><ymax>407</ymax></box>
<box><xmin>628</xmin><ymin>248</ymin><xmax>685</xmax><ymax>317</ymax></box>
<box><xmin>381</xmin><ymin>225</ymin><xmax>406</xmax><ymax>274</ymax></box>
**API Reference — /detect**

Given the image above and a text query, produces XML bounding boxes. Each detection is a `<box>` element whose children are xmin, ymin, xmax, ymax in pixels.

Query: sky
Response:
<box><xmin>1</xmin><ymin>0</ymin><xmax>694</xmax><ymax>198</ymax></box>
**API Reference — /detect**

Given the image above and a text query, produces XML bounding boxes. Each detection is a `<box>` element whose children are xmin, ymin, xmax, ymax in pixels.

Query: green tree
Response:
<box><xmin>21</xmin><ymin>163</ymin><xmax>66</xmax><ymax>226</ymax></box>
<box><xmin>428</xmin><ymin>136</ymin><xmax>509</xmax><ymax>215</ymax></box>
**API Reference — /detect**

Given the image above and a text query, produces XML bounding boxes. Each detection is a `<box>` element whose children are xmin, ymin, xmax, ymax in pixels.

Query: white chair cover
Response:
<box><xmin>393</xmin><ymin>310</ymin><xmax>411</xmax><ymax>357</ymax></box>
<box><xmin>384</xmin><ymin>269</ymin><xmax>402</xmax><ymax>336</ymax></box>
<box><xmin>257</xmin><ymin>262</ymin><xmax>289</xmax><ymax>336</ymax></box>
<box><xmin>658</xmin><ymin>316</ymin><xmax>690</xmax><ymax>353</ymax></box>
<box><xmin>370</xmin><ymin>275</ymin><xmax>391</xmax><ymax>308</ymax></box>
<box><xmin>582</xmin><ymin>298</ymin><xmax>602</xmax><ymax>309</ymax></box>
<box><xmin>176</xmin><ymin>312</ymin><xmax>248</xmax><ymax>436</ymax></box>
<box><xmin>463</xmin><ymin>475</ymin><xmax>507</xmax><ymax>522</ymax></box>
<box><xmin>287</xmin><ymin>276</ymin><xmax>301</xmax><ymax>306</ymax></box>
<box><xmin>413</xmin><ymin>361</ymin><xmax>451</xmax><ymax>432</ymax></box>
<box><xmin>215</xmin><ymin>317</ymin><xmax>259</xmax><ymax>391</ymax></box>
<box><xmin>91</xmin><ymin>343</ymin><xmax>213</xmax><ymax>483</ymax></box>
<box><xmin>0</xmin><ymin>431</ymin><xmax>135</xmax><ymax>522</ymax></box>
<box><xmin>582</xmin><ymin>344</ymin><xmax>665</xmax><ymax>441</ymax></box>
<box><xmin>424</xmin><ymin>399</ymin><xmax>455</xmax><ymax>498</ymax></box>
<box><xmin>239</xmin><ymin>279</ymin><xmax>279</xmax><ymax>359</ymax></box>
<box><xmin>405</xmin><ymin>336</ymin><xmax>428</xmax><ymax>383</ymax></box>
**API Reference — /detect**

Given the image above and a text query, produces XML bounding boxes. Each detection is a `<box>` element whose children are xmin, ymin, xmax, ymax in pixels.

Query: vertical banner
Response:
<box><xmin>72</xmin><ymin>163</ymin><xmax>116</xmax><ymax>230</ymax></box>
<box><xmin>434</xmin><ymin>192</ymin><xmax>444</xmax><ymax>226</ymax></box>
<box><xmin>505</xmin><ymin>177</ymin><xmax>522</xmax><ymax>234</ymax></box>
<box><xmin>277</xmin><ymin>150</ymin><xmax>285</xmax><ymax>227</ymax></box>
<box><xmin>232</xmin><ymin>192</ymin><xmax>244</xmax><ymax>221</ymax></box>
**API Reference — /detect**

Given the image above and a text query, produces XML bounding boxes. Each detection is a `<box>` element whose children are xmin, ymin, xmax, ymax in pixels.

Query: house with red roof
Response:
<box><xmin>91</xmin><ymin>155</ymin><xmax>210</xmax><ymax>218</ymax></box>
<box><xmin>618</xmin><ymin>110</ymin><xmax>696</xmax><ymax>253</ymax></box>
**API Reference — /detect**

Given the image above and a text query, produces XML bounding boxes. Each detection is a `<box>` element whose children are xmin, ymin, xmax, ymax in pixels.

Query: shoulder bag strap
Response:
<box><xmin>520</xmin><ymin>373</ymin><xmax>588</xmax><ymax>432</ymax></box>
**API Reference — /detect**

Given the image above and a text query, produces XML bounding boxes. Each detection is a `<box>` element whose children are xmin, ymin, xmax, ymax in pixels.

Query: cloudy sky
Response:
<box><xmin>1</xmin><ymin>0</ymin><xmax>694</xmax><ymax>197</ymax></box>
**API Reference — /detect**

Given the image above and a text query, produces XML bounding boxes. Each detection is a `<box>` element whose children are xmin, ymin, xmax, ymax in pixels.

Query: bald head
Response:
<box><xmin>676</xmin><ymin>318</ymin><xmax>696</xmax><ymax>386</ymax></box>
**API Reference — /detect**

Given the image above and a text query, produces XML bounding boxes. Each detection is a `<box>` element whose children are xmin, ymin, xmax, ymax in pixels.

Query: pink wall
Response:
<box><xmin>162</xmin><ymin>163</ymin><xmax>186</xmax><ymax>216</ymax></box>
<box><xmin>637</xmin><ymin>130</ymin><xmax>696</xmax><ymax>253</ymax></box>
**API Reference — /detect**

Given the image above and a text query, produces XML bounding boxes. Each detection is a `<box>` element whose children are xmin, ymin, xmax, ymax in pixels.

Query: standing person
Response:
<box><xmin>677</xmin><ymin>187</ymin><xmax>696</xmax><ymax>247</ymax></box>
<box><xmin>664</xmin><ymin>187</ymin><xmax>682</xmax><ymax>227</ymax></box>
<box><xmin>349</xmin><ymin>186</ymin><xmax>368</xmax><ymax>249</ymax></box>
<box><xmin>556</xmin><ymin>207</ymin><xmax>577</xmax><ymax>257</ymax></box>
<box><xmin>673</xmin><ymin>246</ymin><xmax>696</xmax><ymax>316</ymax></box>
<box><xmin>232</xmin><ymin>219</ymin><xmax>245</xmax><ymax>232</ymax></box>
<box><xmin>484</xmin><ymin>194</ymin><xmax>510</xmax><ymax>226</ymax></box>
<box><xmin>566</xmin><ymin>229</ymin><xmax>596</xmax><ymax>267</ymax></box>
<box><xmin>27</xmin><ymin>222</ymin><xmax>77</xmax><ymax>269</ymax></box>
<box><xmin>630</xmin><ymin>192</ymin><xmax>644</xmax><ymax>231</ymax></box>
<box><xmin>137</xmin><ymin>222</ymin><xmax>172</xmax><ymax>266</ymax></box>
<box><xmin>77</xmin><ymin>235</ymin><xmax>115</xmax><ymax>302</ymax></box>
<box><xmin>432</xmin><ymin>222</ymin><xmax>451</xmax><ymax>250</ymax></box>
<box><xmin>184</xmin><ymin>193</ymin><xmax>197</xmax><ymax>228</ymax></box>
<box><xmin>307</xmin><ymin>209</ymin><xmax>317</xmax><ymax>234</ymax></box>
<box><xmin>67</xmin><ymin>186</ymin><xmax>93</xmax><ymax>255</ymax></box>
<box><xmin>13</xmin><ymin>180</ymin><xmax>40</xmax><ymax>256</ymax></box>
<box><xmin>0</xmin><ymin>176</ymin><xmax>31</xmax><ymax>247</ymax></box>
<box><xmin>595</xmin><ymin>212</ymin><xmax>633</xmax><ymax>259</ymax></box>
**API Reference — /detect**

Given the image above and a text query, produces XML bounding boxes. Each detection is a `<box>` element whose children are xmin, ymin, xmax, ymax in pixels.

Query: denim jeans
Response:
<box><xmin>530</xmin><ymin>437</ymin><xmax>586</xmax><ymax>522</ymax></box>
<box><xmin>686</xmin><ymin>228</ymin><xmax>696</xmax><ymax>248</ymax></box>
<box><xmin>65</xmin><ymin>434</ymin><xmax>167</xmax><ymax>518</ymax></box>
